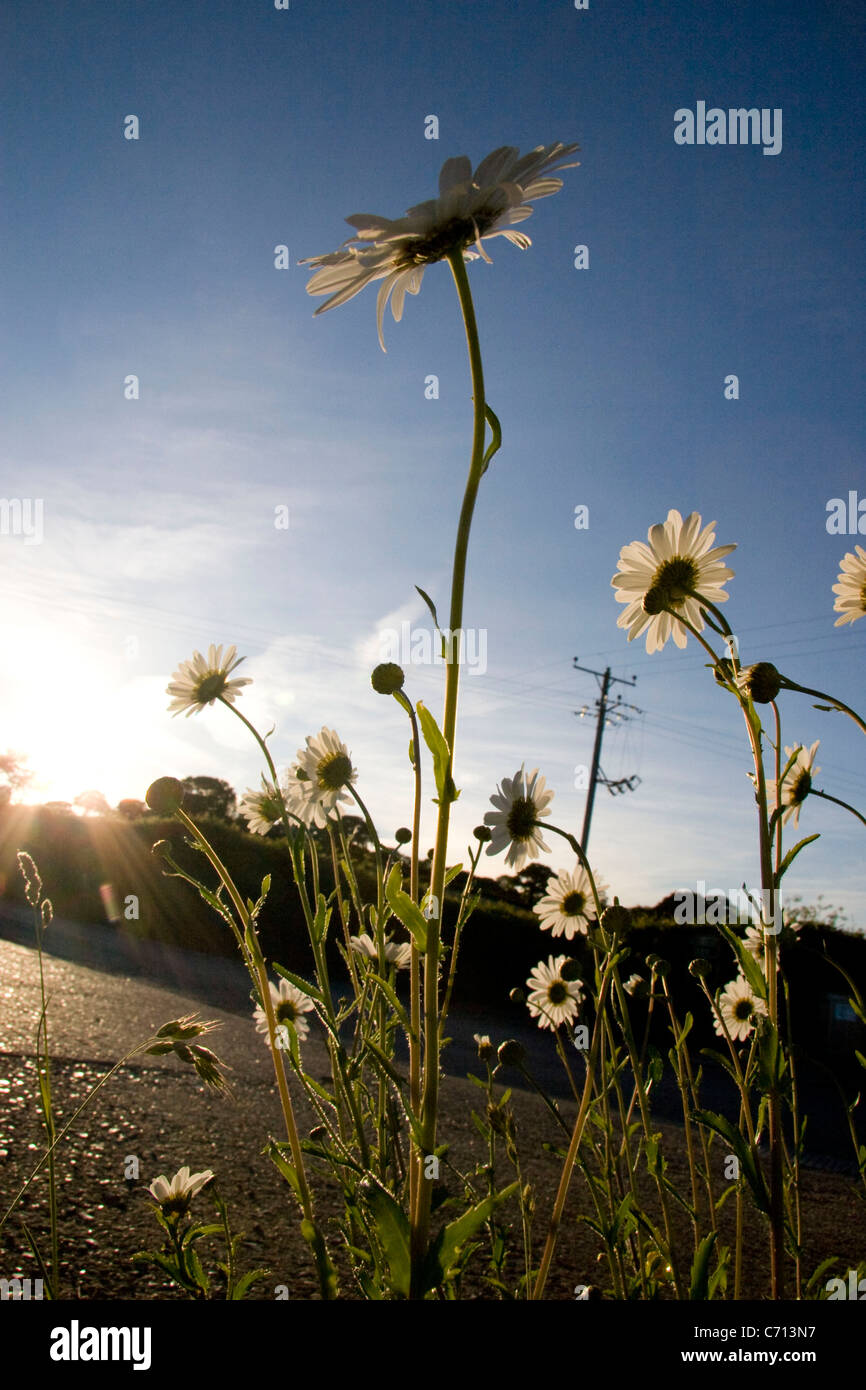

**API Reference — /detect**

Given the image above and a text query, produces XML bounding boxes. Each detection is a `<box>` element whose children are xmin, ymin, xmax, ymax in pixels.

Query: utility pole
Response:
<box><xmin>574</xmin><ymin>658</ymin><xmax>640</xmax><ymax>853</ymax></box>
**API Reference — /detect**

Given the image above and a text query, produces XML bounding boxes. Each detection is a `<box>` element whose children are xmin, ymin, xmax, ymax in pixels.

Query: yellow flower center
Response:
<box><xmin>196</xmin><ymin>672</ymin><xmax>227</xmax><ymax>702</ymax></box>
<box><xmin>506</xmin><ymin>796</ymin><xmax>537</xmax><ymax>840</ymax></box>
<box><xmin>651</xmin><ymin>555</ymin><xmax>699</xmax><ymax>609</ymax></box>
<box><xmin>316</xmin><ymin>751</ymin><xmax>353</xmax><ymax>791</ymax></box>
<box><xmin>276</xmin><ymin>1000</ymin><xmax>298</xmax><ymax>1024</ymax></box>
<box><xmin>562</xmin><ymin>890</ymin><xmax>586</xmax><ymax>917</ymax></box>
<box><xmin>548</xmin><ymin>981</ymin><xmax>568</xmax><ymax>1006</ymax></box>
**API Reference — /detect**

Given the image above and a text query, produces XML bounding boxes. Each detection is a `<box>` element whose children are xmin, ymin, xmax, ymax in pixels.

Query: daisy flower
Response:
<box><xmin>526</xmin><ymin>955</ymin><xmax>584</xmax><ymax>1031</ymax></box>
<box><xmin>484</xmin><ymin>765</ymin><xmax>555</xmax><ymax>871</ymax></box>
<box><xmin>611</xmin><ymin>510</ymin><xmax>736</xmax><ymax>653</ymax></box>
<box><xmin>166</xmin><ymin>643</ymin><xmax>251</xmax><ymax>718</ymax></box>
<box><xmin>713</xmin><ymin>975</ymin><xmax>767</xmax><ymax>1043</ymax></box>
<box><xmin>765</xmin><ymin>741</ymin><xmax>820</xmax><ymax>827</ymax></box>
<box><xmin>148</xmin><ymin>1165</ymin><xmax>214</xmax><ymax>1220</ymax></box>
<box><xmin>349</xmin><ymin>933</ymin><xmax>412</xmax><ymax>971</ymax></box>
<box><xmin>832</xmin><ymin>545</ymin><xmax>866</xmax><ymax>626</ymax></box>
<box><xmin>533</xmin><ymin>864</ymin><xmax>604</xmax><ymax>940</ymax></box>
<box><xmin>239</xmin><ymin>779</ymin><xmax>287</xmax><ymax>835</ymax></box>
<box><xmin>285</xmin><ymin>727</ymin><xmax>357</xmax><ymax>829</ymax></box>
<box><xmin>301</xmin><ymin>142</ymin><xmax>580</xmax><ymax>350</ymax></box>
<box><xmin>253</xmin><ymin>978</ymin><xmax>314</xmax><ymax>1049</ymax></box>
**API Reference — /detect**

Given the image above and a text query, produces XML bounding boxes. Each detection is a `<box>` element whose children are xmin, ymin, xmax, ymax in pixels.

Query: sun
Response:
<box><xmin>1</xmin><ymin>620</ymin><xmax>159</xmax><ymax>809</ymax></box>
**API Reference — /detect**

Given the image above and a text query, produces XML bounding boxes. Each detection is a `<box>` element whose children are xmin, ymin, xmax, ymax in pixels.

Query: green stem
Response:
<box><xmin>411</xmin><ymin>248</ymin><xmax>489</xmax><ymax>1298</ymax></box>
<box><xmin>811</xmin><ymin>787</ymin><xmax>866</xmax><ymax>829</ymax></box>
<box><xmin>779</xmin><ymin>679</ymin><xmax>866</xmax><ymax>738</ymax></box>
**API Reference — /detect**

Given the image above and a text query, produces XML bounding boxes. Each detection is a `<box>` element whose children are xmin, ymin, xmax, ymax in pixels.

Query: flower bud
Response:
<box><xmin>473</xmin><ymin>1033</ymin><xmax>493</xmax><ymax>1060</ymax></box>
<box><xmin>395</xmin><ymin>827</ymin><xmax>412</xmax><ymax>845</ymax></box>
<box><xmin>371</xmin><ymin>662</ymin><xmax>405</xmax><ymax>695</ymax></box>
<box><xmin>145</xmin><ymin>776</ymin><xmax>185</xmax><ymax>815</ymax></box>
<box><xmin>600</xmin><ymin>903</ymin><xmax>631</xmax><ymax>937</ymax></box>
<box><xmin>689</xmin><ymin>957</ymin><xmax>712</xmax><ymax>979</ymax></box>
<box><xmin>649</xmin><ymin>956</ymin><xmax>671</xmax><ymax>978</ymax></box>
<box><xmin>738</xmin><ymin>661</ymin><xmax>782</xmax><ymax>704</ymax></box>
<box><xmin>508</xmin><ymin>987</ymin><xmax>525</xmax><ymax>1004</ymax></box>
<box><xmin>560</xmin><ymin>958</ymin><xmax>582</xmax><ymax>982</ymax></box>
<box><xmin>497</xmin><ymin>1039</ymin><xmax>525</xmax><ymax>1067</ymax></box>
<box><xmin>473</xmin><ymin>825</ymin><xmax>493</xmax><ymax>843</ymax></box>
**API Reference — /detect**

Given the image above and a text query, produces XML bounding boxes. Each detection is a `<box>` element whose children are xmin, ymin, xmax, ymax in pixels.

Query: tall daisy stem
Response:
<box><xmin>411</xmin><ymin>248</ymin><xmax>489</xmax><ymax>1298</ymax></box>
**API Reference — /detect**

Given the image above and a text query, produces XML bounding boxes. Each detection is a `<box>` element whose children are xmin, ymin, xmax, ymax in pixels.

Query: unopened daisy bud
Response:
<box><xmin>650</xmin><ymin>956</ymin><xmax>671</xmax><ymax>978</ymax></box>
<box><xmin>473</xmin><ymin>825</ymin><xmax>493</xmax><ymax>843</ymax></box>
<box><xmin>497</xmin><ymin>1039</ymin><xmax>525</xmax><ymax>1067</ymax></box>
<box><xmin>738</xmin><ymin>661</ymin><xmax>782</xmax><ymax>704</ymax></box>
<box><xmin>146</xmin><ymin>777</ymin><xmax>185</xmax><ymax>815</ymax></box>
<box><xmin>600</xmin><ymin>903</ymin><xmax>631</xmax><ymax>937</ymax></box>
<box><xmin>395</xmin><ymin>827</ymin><xmax>412</xmax><ymax>845</ymax></box>
<box><xmin>642</xmin><ymin>586</ymin><xmax>666</xmax><ymax>616</ymax></box>
<box><xmin>560</xmin><ymin>958</ymin><xmax>582</xmax><ymax>982</ymax></box>
<box><xmin>371</xmin><ymin>662</ymin><xmax>405</xmax><ymax>694</ymax></box>
<box><xmin>508</xmin><ymin>987</ymin><xmax>525</xmax><ymax>1004</ymax></box>
<box><xmin>689</xmin><ymin>957</ymin><xmax>712</xmax><ymax>979</ymax></box>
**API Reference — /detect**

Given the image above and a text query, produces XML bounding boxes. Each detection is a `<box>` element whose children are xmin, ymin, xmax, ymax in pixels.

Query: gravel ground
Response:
<box><xmin>1</xmin><ymin>938</ymin><xmax>863</xmax><ymax>1301</ymax></box>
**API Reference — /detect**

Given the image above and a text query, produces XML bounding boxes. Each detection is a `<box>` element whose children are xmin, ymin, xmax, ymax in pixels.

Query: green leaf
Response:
<box><xmin>265</xmin><ymin>1140</ymin><xmax>302</xmax><ymax>1201</ymax></box>
<box><xmin>416</xmin><ymin>701</ymin><xmax>459</xmax><ymax>806</ymax></box>
<box><xmin>415</xmin><ymin>585</ymin><xmax>440</xmax><ymax>631</ymax></box>
<box><xmin>362</xmin><ymin>1037</ymin><xmax>409</xmax><ymax>1092</ymax></box>
<box><xmin>689</xmin><ymin>1231</ymin><xmax>718</xmax><ymax>1300</ymax></box>
<box><xmin>300</xmin><ymin>1218</ymin><xmax>338</xmax><ymax>1300</ymax></box>
<box><xmin>480</xmin><ymin>404</ymin><xmax>502</xmax><ymax>475</ymax></box>
<box><xmin>359</xmin><ymin>1179</ymin><xmax>411</xmax><ymax>1298</ymax></box>
<box><xmin>692</xmin><ymin>1110</ymin><xmax>769</xmax><ymax>1215</ymax></box>
<box><xmin>272</xmin><ymin>963</ymin><xmax>324</xmax><ymax>1005</ymax></box>
<box><xmin>231</xmin><ymin>1267</ymin><xmax>271</xmax><ymax>1300</ymax></box>
<box><xmin>385</xmin><ymin>864</ymin><xmax>427</xmax><ymax>951</ymax></box>
<box><xmin>805</xmin><ymin>1255</ymin><xmax>840</xmax><ymax>1295</ymax></box>
<box><xmin>313</xmin><ymin>892</ymin><xmax>333</xmax><ymax>946</ymax></box>
<box><xmin>421</xmin><ymin>1183</ymin><xmax>518</xmax><ymax>1294</ymax></box>
<box><xmin>755</xmin><ymin>1016</ymin><xmax>786</xmax><ymax>1093</ymax></box>
<box><xmin>717</xmin><ymin>922</ymin><xmax>768</xmax><ymax>1001</ymax></box>
<box><xmin>367</xmin><ymin>971</ymin><xmax>418</xmax><ymax>1045</ymax></box>
<box><xmin>774</xmin><ymin>834</ymin><xmax>820</xmax><ymax>886</ymax></box>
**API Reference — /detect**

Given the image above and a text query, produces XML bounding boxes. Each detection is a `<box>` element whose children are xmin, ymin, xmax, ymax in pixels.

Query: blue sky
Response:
<box><xmin>1</xmin><ymin>0</ymin><xmax>864</xmax><ymax>925</ymax></box>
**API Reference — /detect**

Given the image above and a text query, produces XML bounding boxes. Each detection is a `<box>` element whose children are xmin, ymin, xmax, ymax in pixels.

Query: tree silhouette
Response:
<box><xmin>180</xmin><ymin>776</ymin><xmax>237</xmax><ymax>821</ymax></box>
<box><xmin>0</xmin><ymin>750</ymin><xmax>32</xmax><ymax>802</ymax></box>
